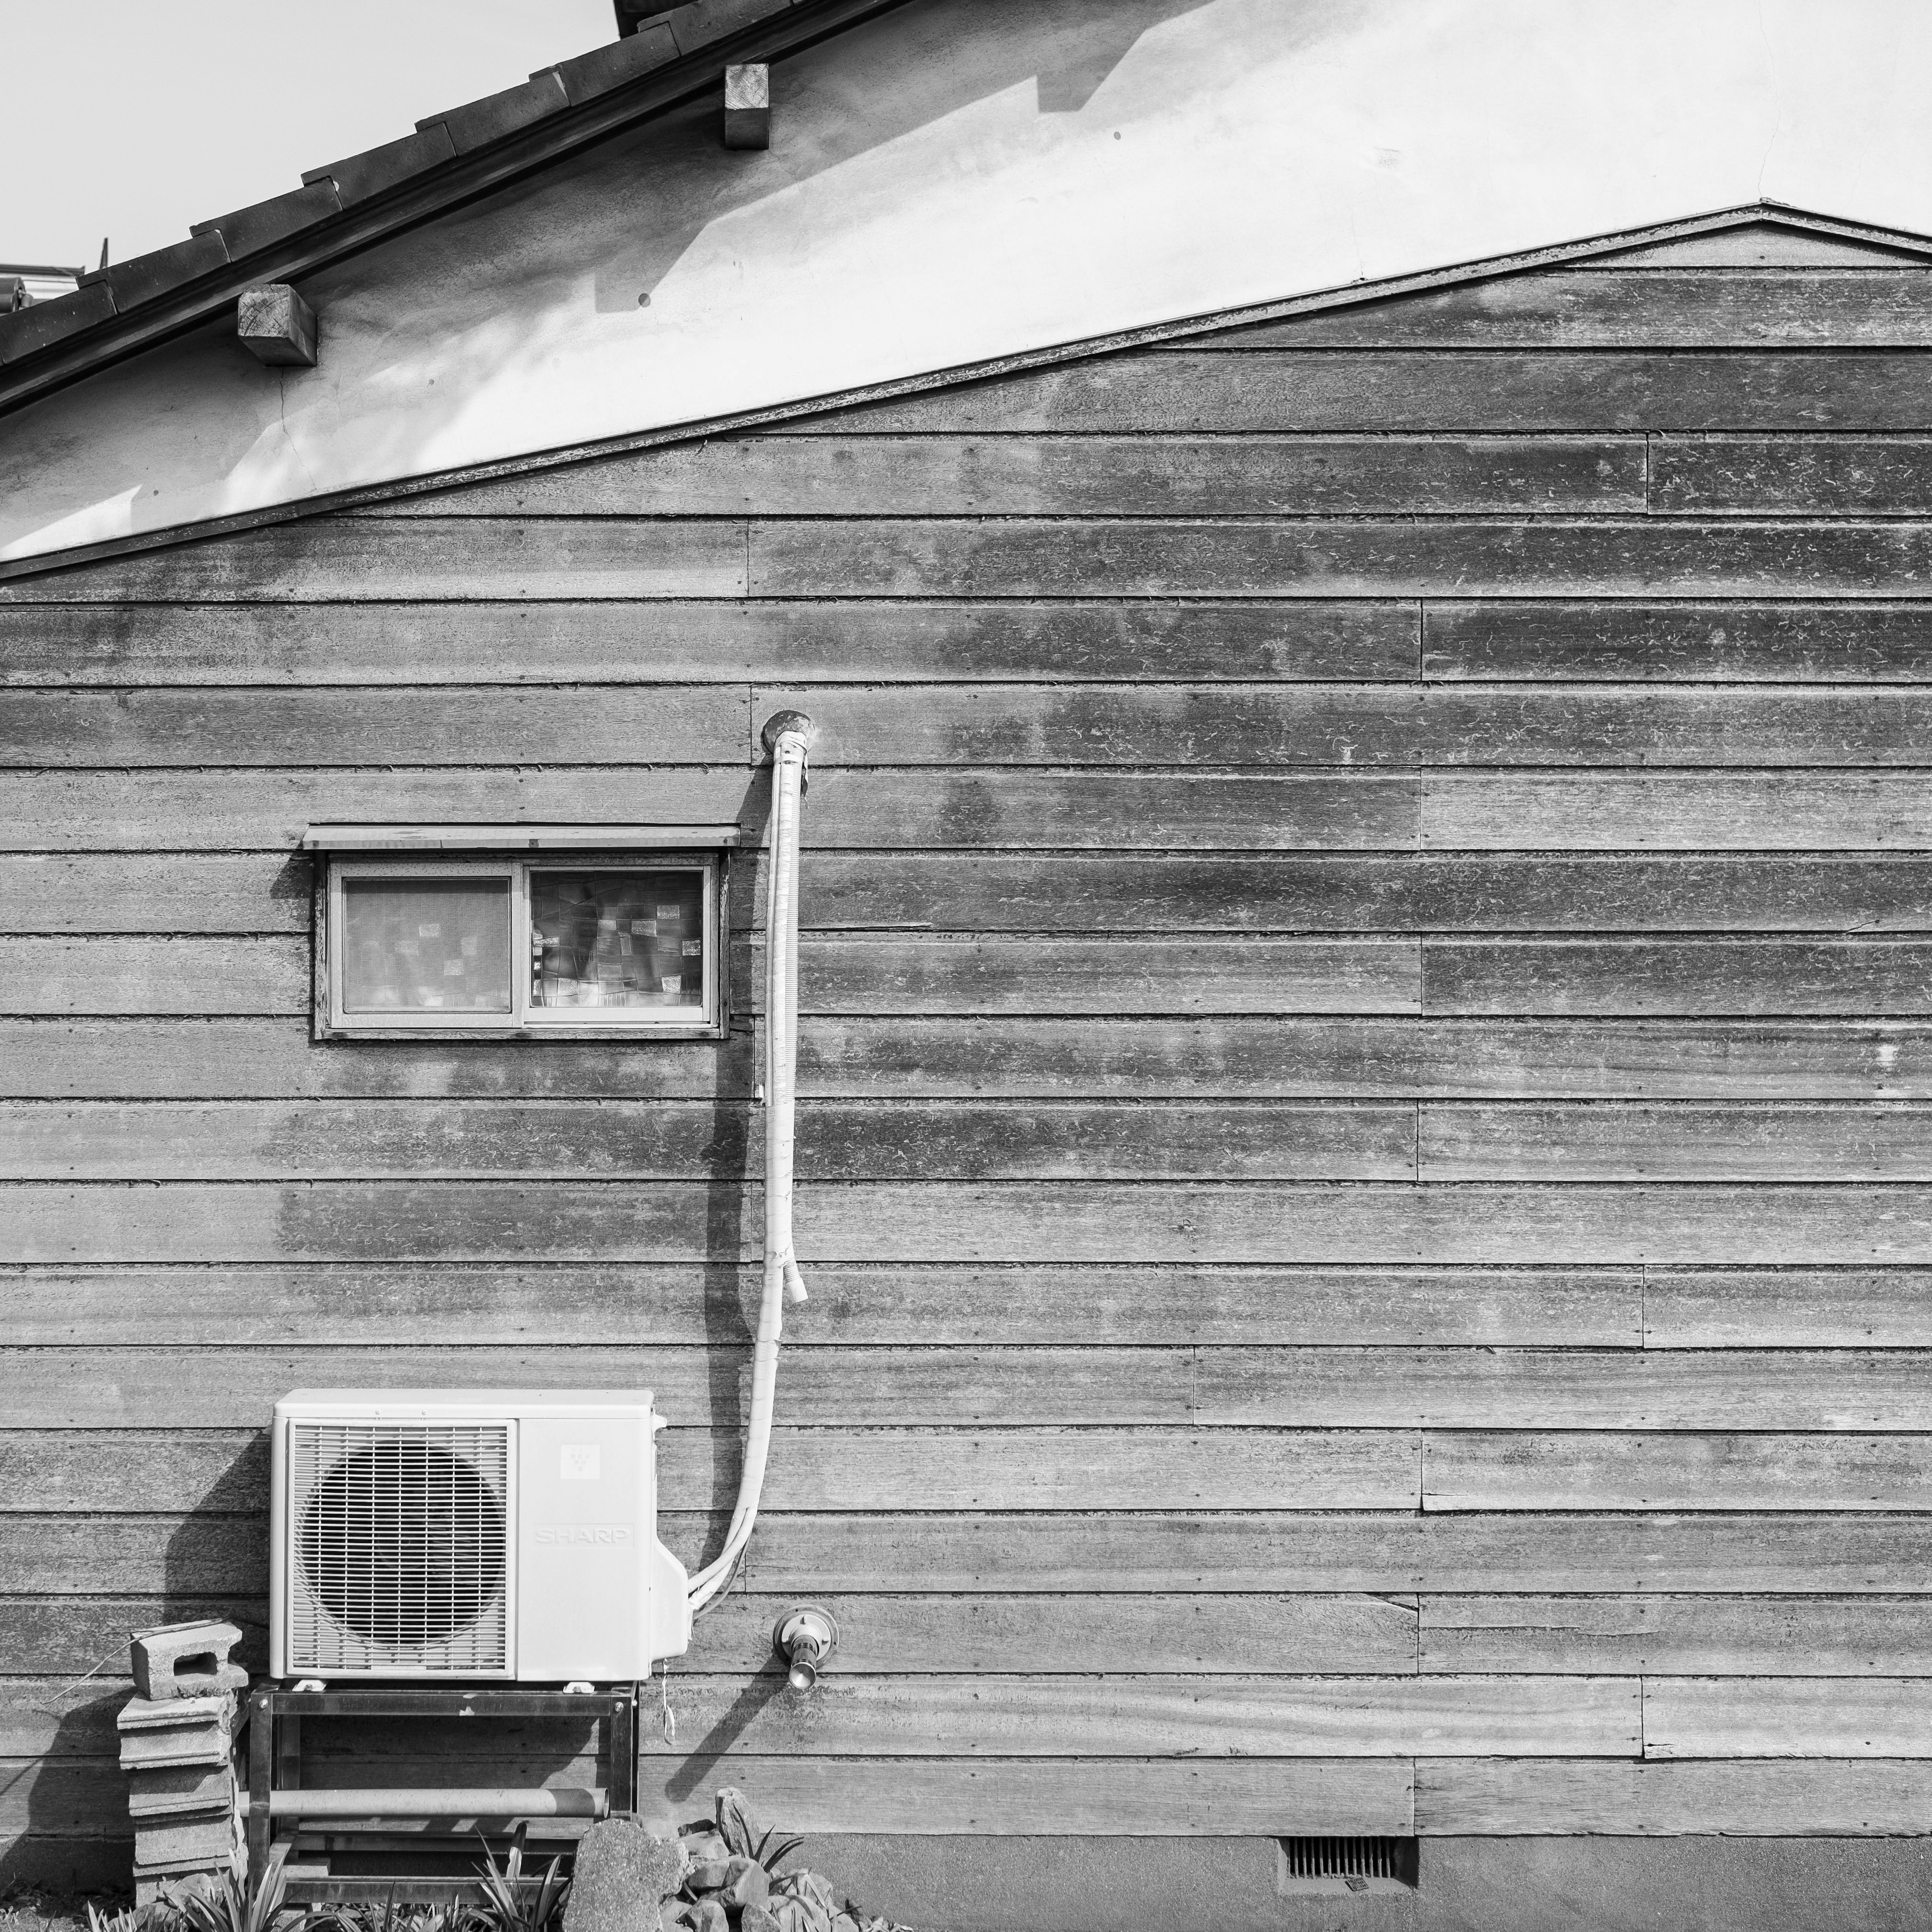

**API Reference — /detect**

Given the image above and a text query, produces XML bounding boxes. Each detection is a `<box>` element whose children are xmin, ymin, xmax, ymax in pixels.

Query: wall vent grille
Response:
<box><xmin>288</xmin><ymin>1422</ymin><xmax>511</xmax><ymax>1674</ymax></box>
<box><xmin>1276</xmin><ymin>1836</ymin><xmax>1418</xmax><ymax>1895</ymax></box>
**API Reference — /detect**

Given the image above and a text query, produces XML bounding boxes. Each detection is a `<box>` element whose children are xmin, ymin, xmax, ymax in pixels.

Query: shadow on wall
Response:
<box><xmin>577</xmin><ymin>0</ymin><xmax>1234</xmax><ymax>313</ymax></box>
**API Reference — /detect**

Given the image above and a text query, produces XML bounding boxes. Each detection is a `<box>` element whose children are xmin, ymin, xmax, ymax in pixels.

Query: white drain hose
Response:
<box><xmin>688</xmin><ymin>712</ymin><xmax>812</xmax><ymax>1613</ymax></box>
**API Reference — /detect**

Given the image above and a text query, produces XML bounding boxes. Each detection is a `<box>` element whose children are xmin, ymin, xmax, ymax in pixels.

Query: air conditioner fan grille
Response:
<box><xmin>289</xmin><ymin>1422</ymin><xmax>510</xmax><ymax>1673</ymax></box>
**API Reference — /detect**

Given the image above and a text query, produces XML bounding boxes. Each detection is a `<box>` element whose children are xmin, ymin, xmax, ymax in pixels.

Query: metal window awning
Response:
<box><xmin>300</xmin><ymin>823</ymin><xmax>742</xmax><ymax>852</ymax></box>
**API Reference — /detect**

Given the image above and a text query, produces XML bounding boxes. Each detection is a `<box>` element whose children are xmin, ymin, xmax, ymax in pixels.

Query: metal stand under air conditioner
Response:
<box><xmin>245</xmin><ymin>1683</ymin><xmax>638</xmax><ymax>1904</ymax></box>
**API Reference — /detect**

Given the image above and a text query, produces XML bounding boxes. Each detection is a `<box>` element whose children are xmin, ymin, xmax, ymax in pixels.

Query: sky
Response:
<box><xmin>1</xmin><ymin>0</ymin><xmax>616</xmax><ymax>269</ymax></box>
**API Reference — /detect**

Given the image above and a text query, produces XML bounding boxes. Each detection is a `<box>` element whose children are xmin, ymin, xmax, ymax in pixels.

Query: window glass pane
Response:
<box><xmin>342</xmin><ymin>877</ymin><xmax>512</xmax><ymax>1013</ymax></box>
<box><xmin>531</xmin><ymin>869</ymin><xmax>705</xmax><ymax>1012</ymax></box>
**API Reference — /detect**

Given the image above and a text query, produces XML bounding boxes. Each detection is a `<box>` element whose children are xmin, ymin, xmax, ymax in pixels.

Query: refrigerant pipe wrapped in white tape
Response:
<box><xmin>687</xmin><ymin>711</ymin><xmax>812</xmax><ymax>1613</ymax></box>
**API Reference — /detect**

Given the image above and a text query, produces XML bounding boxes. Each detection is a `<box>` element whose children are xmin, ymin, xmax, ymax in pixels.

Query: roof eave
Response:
<box><xmin>0</xmin><ymin>0</ymin><xmax>907</xmax><ymax>420</ymax></box>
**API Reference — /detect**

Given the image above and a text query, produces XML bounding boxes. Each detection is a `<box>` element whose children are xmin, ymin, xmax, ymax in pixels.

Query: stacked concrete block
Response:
<box><xmin>120</xmin><ymin>1621</ymin><xmax>247</xmax><ymax>1902</ymax></box>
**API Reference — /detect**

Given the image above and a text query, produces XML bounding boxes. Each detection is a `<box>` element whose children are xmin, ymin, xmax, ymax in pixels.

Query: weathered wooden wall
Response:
<box><xmin>10</xmin><ymin>223</ymin><xmax>1932</xmax><ymax>1884</ymax></box>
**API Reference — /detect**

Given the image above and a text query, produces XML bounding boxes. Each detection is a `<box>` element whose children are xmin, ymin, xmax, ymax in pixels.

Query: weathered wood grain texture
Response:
<box><xmin>1418</xmin><ymin>1102</ymin><xmax>1932</xmax><ymax>1180</ymax></box>
<box><xmin>359</xmin><ymin>435</ymin><xmax>1649</xmax><ymax>516</ymax></box>
<box><xmin>1652</xmin><ymin>437</ymin><xmax>1932</xmax><ymax>515</ymax></box>
<box><xmin>0</xmin><ymin>938</ymin><xmax>309</xmax><ymax>1014</ymax></box>
<box><xmin>1415</xmin><ymin>1757</ymin><xmax>1932</xmax><ymax>1834</ymax></box>
<box><xmin>0</xmin><ymin>521</ymin><xmax>749</xmax><ymax>602</ymax></box>
<box><xmin>1645</xmin><ymin>1269</ymin><xmax>1932</xmax><ymax>1348</ymax></box>
<box><xmin>0</xmin><ymin>769</ymin><xmax>1420</xmax><ymax>855</ymax></box>
<box><xmin>2</xmin><ymin>1263</ymin><xmax>1635</xmax><ymax>1347</ymax></box>
<box><xmin>793</xmin><ymin>1018</ymin><xmax>1932</xmax><ymax>1100</ymax></box>
<box><xmin>17</xmin><ymin>1424</ymin><xmax>1929</xmax><ymax>1516</ymax></box>
<box><xmin>27</xmin><ymin>513</ymin><xmax>1932</xmax><ymax>605</ymax></box>
<box><xmin>1423</xmin><ymin>600</ymin><xmax>1932</xmax><ymax>681</ymax></box>
<box><xmin>1643</xmin><ymin>1679</ymin><xmax>1932</xmax><ymax>1759</ymax></box>
<box><xmin>0</xmin><ymin>600</ymin><xmax>1415</xmax><ymax>685</ymax></box>
<box><xmin>1419</xmin><ymin>774</ymin><xmax>1932</xmax><ymax>852</ymax></box>
<box><xmin>17</xmin><ymin>1017</ymin><xmax>1932</xmax><ymax>1101</ymax></box>
<box><xmin>1191</xmin><ymin>272</ymin><xmax>1932</xmax><ymax>350</ymax></box>
<box><xmin>748</xmin><ymin>517</ymin><xmax>1932</xmax><ymax>599</ymax></box>
<box><xmin>0</xmin><ymin>1589</ymin><xmax>1414</xmax><ymax>1678</ymax></box>
<box><xmin>0</xmin><ymin>1596</ymin><xmax>268</xmax><ymax>1676</ymax></box>
<box><xmin>1425</xmin><ymin>940</ymin><xmax>1932</xmax><ymax>1017</ymax></box>
<box><xmin>792</xmin><ymin>351</ymin><xmax>1932</xmax><ymax>434</ymax></box>
<box><xmin>18</xmin><ymin>769</ymin><xmax>1932</xmax><ymax>856</ymax></box>
<box><xmin>37</xmin><ymin>850</ymin><xmax>1932</xmax><ymax>936</ymax></box>
<box><xmin>2</xmin><ymin>936</ymin><xmax>1422</xmax><ymax>1019</ymax></box>
<box><xmin>0</xmin><ymin>1019</ymin><xmax>750</xmax><ymax>1098</ymax></box>
<box><xmin>637</xmin><ymin>1755</ymin><xmax>1415</xmax><ymax>1836</ymax></box>
<box><xmin>24</xmin><ymin>686</ymin><xmax>1932</xmax><ymax>772</ymax></box>
<box><xmin>0</xmin><ymin>1424</ymin><xmax>1427</xmax><ymax>1513</ymax></box>
<box><xmin>0</xmin><ymin>688</ymin><xmax>748</xmax><ymax>766</ymax></box>
<box><xmin>1420</xmin><ymin>1595</ymin><xmax>1932</xmax><ymax>1676</ymax></box>
<box><xmin>16</xmin><ymin>1178</ymin><xmax>1932</xmax><ymax>1264</ymax></box>
<box><xmin>20</xmin><ymin>1511</ymin><xmax>1932</xmax><ymax>1595</ymax></box>
<box><xmin>1422</xmin><ymin>1432</ymin><xmax>1932</xmax><ymax>1510</ymax></box>
<box><xmin>14</xmin><ymin>1344</ymin><xmax>1932</xmax><ymax>1431</ymax></box>
<box><xmin>627</xmin><ymin>1674</ymin><xmax>1640</xmax><ymax>1758</ymax></box>
<box><xmin>0</xmin><ymin>1759</ymin><xmax>128</xmax><ymax>1838</ymax></box>
<box><xmin>754</xmin><ymin>683</ymin><xmax>1932</xmax><ymax>766</ymax></box>
<box><xmin>0</xmin><ymin>1098</ymin><xmax>1420</xmax><ymax>1182</ymax></box>
<box><xmin>0</xmin><ymin>1753</ymin><xmax>1419</xmax><ymax>1841</ymax></box>
<box><xmin>0</xmin><ymin>1679</ymin><xmax>132</xmax><ymax>1757</ymax></box>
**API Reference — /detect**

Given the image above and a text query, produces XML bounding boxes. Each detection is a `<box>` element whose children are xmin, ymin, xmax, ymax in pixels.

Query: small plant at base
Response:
<box><xmin>165</xmin><ymin>1845</ymin><xmax>307</xmax><ymax>1932</ymax></box>
<box><xmin>470</xmin><ymin>1827</ymin><xmax>568</xmax><ymax>1932</ymax></box>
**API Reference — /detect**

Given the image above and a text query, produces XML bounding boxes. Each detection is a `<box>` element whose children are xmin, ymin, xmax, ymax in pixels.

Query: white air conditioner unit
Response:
<box><xmin>270</xmin><ymin>1390</ymin><xmax>692</xmax><ymax>1681</ymax></box>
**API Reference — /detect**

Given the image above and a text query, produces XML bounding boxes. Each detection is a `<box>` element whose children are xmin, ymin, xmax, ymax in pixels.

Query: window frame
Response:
<box><xmin>313</xmin><ymin>847</ymin><xmax>730</xmax><ymax>1041</ymax></box>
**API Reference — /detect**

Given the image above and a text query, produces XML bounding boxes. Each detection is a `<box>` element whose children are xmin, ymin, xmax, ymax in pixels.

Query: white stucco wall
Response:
<box><xmin>6</xmin><ymin>0</ymin><xmax>1932</xmax><ymax>563</ymax></box>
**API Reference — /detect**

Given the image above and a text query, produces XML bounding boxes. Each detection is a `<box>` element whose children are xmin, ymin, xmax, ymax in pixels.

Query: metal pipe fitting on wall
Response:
<box><xmin>775</xmin><ymin>1605</ymin><xmax>838</xmax><ymax>1689</ymax></box>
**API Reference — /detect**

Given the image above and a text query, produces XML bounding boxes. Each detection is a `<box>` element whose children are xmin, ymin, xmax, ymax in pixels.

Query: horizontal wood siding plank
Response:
<box><xmin>1419</xmin><ymin>773</ymin><xmax>1932</xmax><ymax>853</ymax></box>
<box><xmin>0</xmin><ymin>1099</ymin><xmax>1418</xmax><ymax>1182</ymax></box>
<box><xmin>1423</xmin><ymin>600</ymin><xmax>1932</xmax><ymax>681</ymax></box>
<box><xmin>0</xmin><ymin>938</ymin><xmax>308</xmax><ymax>1014</ymax></box>
<box><xmin>0</xmin><ymin>770</ymin><xmax>1428</xmax><ymax>855</ymax></box>
<box><xmin>0</xmin><ymin>1751</ymin><xmax>1417</xmax><ymax>1840</ymax></box>
<box><xmin>0</xmin><ymin>688</ymin><xmax>749</xmax><ymax>767</ymax></box>
<box><xmin>1425</xmin><ymin>941</ymin><xmax>1932</xmax><ymax>1018</ymax></box>
<box><xmin>12</xmin><ymin>1345</ymin><xmax>1932</xmax><ymax>1430</ymax></box>
<box><xmin>26</xmin><ymin>687</ymin><xmax>1932</xmax><ymax>773</ymax></box>
<box><xmin>750</xmin><ymin>517</ymin><xmax>1932</xmax><ymax>599</ymax></box>
<box><xmin>29</xmin><ymin>1424</ymin><xmax>1932</xmax><ymax>1514</ymax></box>
<box><xmin>19</xmin><ymin>1511</ymin><xmax>1932</xmax><ymax>1594</ymax></box>
<box><xmin>1194</xmin><ymin>273</ymin><xmax>1932</xmax><ymax>351</ymax></box>
<box><xmin>1420</xmin><ymin>1595</ymin><xmax>1932</xmax><ymax>1675</ymax></box>
<box><xmin>627</xmin><ymin>1674</ymin><xmax>1638</xmax><ymax>1758</ymax></box>
<box><xmin>0</xmin><ymin>521</ymin><xmax>748</xmax><ymax>603</ymax></box>
<box><xmin>17</xmin><ymin>1017</ymin><xmax>1932</xmax><ymax>1101</ymax></box>
<box><xmin>42</xmin><ymin>852</ymin><xmax>1932</xmax><ymax>936</ymax></box>
<box><xmin>1</xmin><ymin>1424</ymin><xmax>1424</xmax><ymax>1513</ymax></box>
<box><xmin>14</xmin><ymin>1178</ymin><xmax>1932</xmax><ymax>1264</ymax></box>
<box><xmin>756</xmin><ymin>684</ymin><xmax>1932</xmax><ymax>768</ymax></box>
<box><xmin>0</xmin><ymin>1019</ymin><xmax>748</xmax><ymax>1097</ymax></box>
<box><xmin>793</xmin><ymin>1018</ymin><xmax>1932</xmax><ymax>1100</ymax></box>
<box><xmin>1415</xmin><ymin>1757</ymin><xmax>1932</xmax><ymax>1834</ymax></box>
<box><xmin>0</xmin><ymin>601</ymin><xmax>1415</xmax><ymax>685</ymax></box>
<box><xmin>0</xmin><ymin>939</ymin><xmax>1422</xmax><ymax>1019</ymax></box>
<box><xmin>1652</xmin><ymin>437</ymin><xmax>1932</xmax><ymax>516</ymax></box>
<box><xmin>1644</xmin><ymin>1679</ymin><xmax>1932</xmax><ymax>1759</ymax></box>
<box><xmin>0</xmin><ymin>1589</ymin><xmax>1413</xmax><ymax>1677</ymax></box>
<box><xmin>1645</xmin><ymin>1269</ymin><xmax>1932</xmax><ymax>1348</ymax></box>
<box><xmin>366</xmin><ymin>436</ymin><xmax>1648</xmax><ymax>516</ymax></box>
<box><xmin>1419</xmin><ymin>1102</ymin><xmax>1932</xmax><ymax>1181</ymax></box>
<box><xmin>22</xmin><ymin>769</ymin><xmax>1932</xmax><ymax>856</ymax></box>
<box><xmin>1</xmin><ymin>1263</ymin><xmax>1634</xmax><ymax>1347</ymax></box>
<box><xmin>1422</xmin><ymin>1432</ymin><xmax>1932</xmax><ymax>1511</ymax></box>
<box><xmin>790</xmin><ymin>352</ymin><xmax>1932</xmax><ymax>435</ymax></box>
<box><xmin>634</xmin><ymin>1756</ymin><xmax>1416</xmax><ymax>1836</ymax></box>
